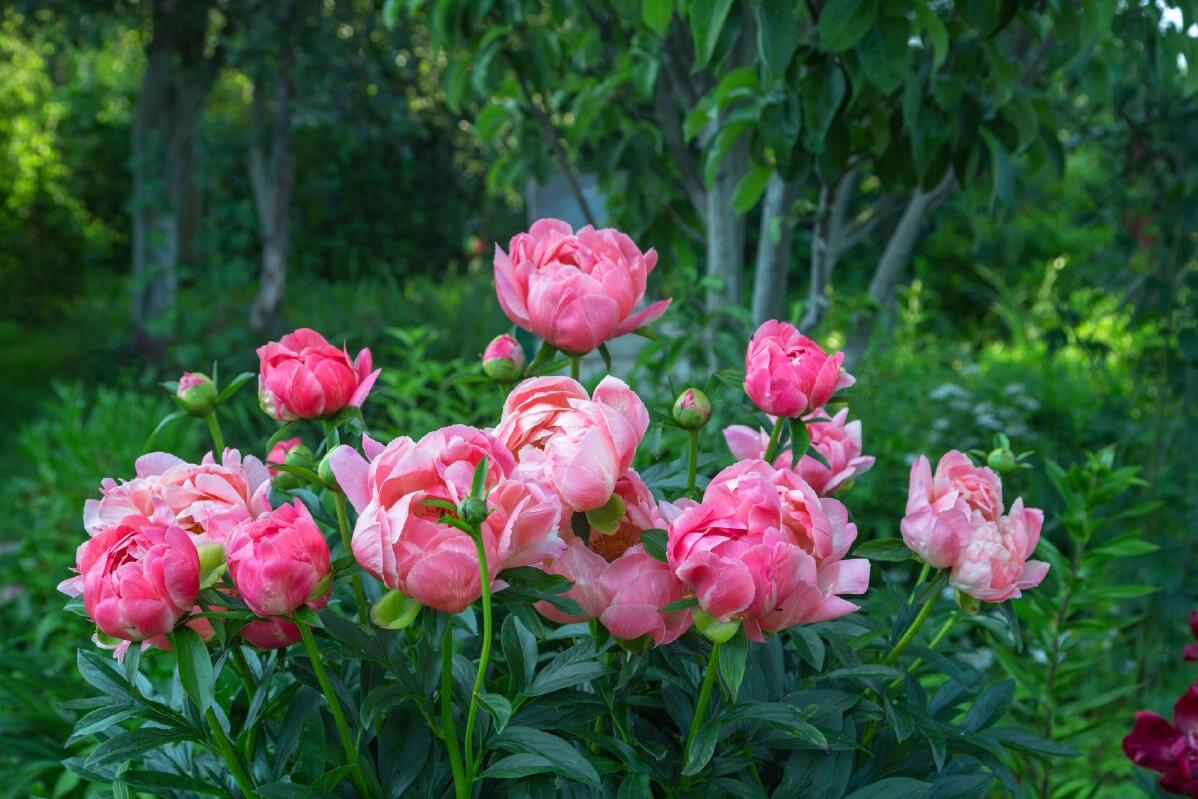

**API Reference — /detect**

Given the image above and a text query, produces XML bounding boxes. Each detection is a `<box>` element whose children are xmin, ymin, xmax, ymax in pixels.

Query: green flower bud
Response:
<box><xmin>460</xmin><ymin>497</ymin><xmax>489</xmax><ymax>526</ymax></box>
<box><xmin>272</xmin><ymin>443</ymin><xmax>315</xmax><ymax>491</ymax></box>
<box><xmin>197</xmin><ymin>542</ymin><xmax>227</xmax><ymax>589</ymax></box>
<box><xmin>672</xmin><ymin>387</ymin><xmax>712</xmax><ymax>430</ymax></box>
<box><xmin>318</xmin><ymin>452</ymin><xmax>337</xmax><ymax>490</ymax></box>
<box><xmin>176</xmin><ymin>372</ymin><xmax>217</xmax><ymax>417</ymax></box>
<box><xmin>585</xmin><ymin>493</ymin><xmax>627</xmax><ymax>536</ymax></box>
<box><xmin>371</xmin><ymin>590</ymin><xmax>422</xmax><ymax>630</ymax></box>
<box><xmin>693</xmin><ymin>609</ymin><xmax>740</xmax><ymax>643</ymax></box>
<box><xmin>986</xmin><ymin>447</ymin><xmax>1018</xmax><ymax>474</ymax></box>
<box><xmin>482</xmin><ymin>334</ymin><xmax>526</xmax><ymax>383</ymax></box>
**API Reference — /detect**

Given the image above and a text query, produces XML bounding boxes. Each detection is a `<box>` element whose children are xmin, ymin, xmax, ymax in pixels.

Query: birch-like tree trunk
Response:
<box><xmin>751</xmin><ymin>174</ymin><xmax>801</xmax><ymax>325</ymax></box>
<box><xmin>249</xmin><ymin>67</ymin><xmax>295</xmax><ymax>332</ymax></box>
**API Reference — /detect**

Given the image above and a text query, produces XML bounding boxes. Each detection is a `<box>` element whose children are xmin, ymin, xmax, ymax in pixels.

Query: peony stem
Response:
<box><xmin>884</xmin><ymin>588</ymin><xmax>939</xmax><ymax>667</ymax></box>
<box><xmin>762</xmin><ymin>415</ymin><xmax>786</xmax><ymax>463</ymax></box>
<box><xmin>464</xmin><ymin>529</ymin><xmax>494</xmax><ymax>782</ymax></box>
<box><xmin>908</xmin><ymin>561</ymin><xmax>931</xmax><ymax>603</ymax></box>
<box><xmin>890</xmin><ymin>610</ymin><xmax>959</xmax><ymax>689</ymax></box>
<box><xmin>204</xmin><ymin>412</ymin><xmax>225</xmax><ymax>456</ymax></box>
<box><xmin>332</xmin><ymin>491</ymin><xmax>370</xmax><ymax>627</ymax></box>
<box><xmin>681</xmin><ymin>642</ymin><xmax>721</xmax><ymax>785</ymax></box>
<box><xmin>204</xmin><ymin>706</ymin><xmax>258</xmax><ymax>798</ymax></box>
<box><xmin>441</xmin><ymin>620</ymin><xmax>469</xmax><ymax>799</ymax></box>
<box><xmin>570</xmin><ymin>356</ymin><xmax>581</xmax><ymax>382</ymax></box>
<box><xmin>686</xmin><ymin>429</ymin><xmax>699</xmax><ymax>497</ymax></box>
<box><xmin>297</xmin><ymin>621</ymin><xmax>376</xmax><ymax>799</ymax></box>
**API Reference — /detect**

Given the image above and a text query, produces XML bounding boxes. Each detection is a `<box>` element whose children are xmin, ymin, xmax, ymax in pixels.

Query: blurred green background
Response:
<box><xmin>0</xmin><ymin>1</ymin><xmax>1194</xmax><ymax>796</ymax></box>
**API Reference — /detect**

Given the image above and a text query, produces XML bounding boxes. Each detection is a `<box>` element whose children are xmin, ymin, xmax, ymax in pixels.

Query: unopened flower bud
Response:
<box><xmin>318</xmin><ymin>452</ymin><xmax>338</xmax><ymax>490</ymax></box>
<box><xmin>986</xmin><ymin>447</ymin><xmax>1018</xmax><ymax>474</ymax></box>
<box><xmin>270</xmin><ymin>440</ymin><xmax>314</xmax><ymax>490</ymax></box>
<box><xmin>482</xmin><ymin>334</ymin><xmax>526</xmax><ymax>382</ymax></box>
<box><xmin>176</xmin><ymin>372</ymin><xmax>217</xmax><ymax>417</ymax></box>
<box><xmin>371</xmin><ymin>590</ymin><xmax>422</xmax><ymax>630</ymax></box>
<box><xmin>460</xmin><ymin>497</ymin><xmax>489</xmax><ymax>526</ymax></box>
<box><xmin>693</xmin><ymin>609</ymin><xmax>740</xmax><ymax>643</ymax></box>
<box><xmin>954</xmin><ymin>588</ymin><xmax>981</xmax><ymax>615</ymax></box>
<box><xmin>196</xmin><ymin>542</ymin><xmax>227</xmax><ymax>589</ymax></box>
<box><xmin>585</xmin><ymin>493</ymin><xmax>626</xmax><ymax>536</ymax></box>
<box><xmin>672</xmin><ymin>388</ymin><xmax>711</xmax><ymax>430</ymax></box>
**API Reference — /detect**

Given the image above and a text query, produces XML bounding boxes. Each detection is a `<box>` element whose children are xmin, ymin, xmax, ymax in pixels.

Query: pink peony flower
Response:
<box><xmin>743</xmin><ymin>321</ymin><xmax>854</xmax><ymax>418</ymax></box>
<box><xmin>494</xmin><ymin>376</ymin><xmax>649</xmax><ymax>513</ymax></box>
<box><xmin>328</xmin><ymin>426</ymin><xmax>563</xmax><ymax>614</ymax></box>
<box><xmin>265</xmin><ymin>437</ymin><xmax>304</xmax><ymax>477</ymax></box>
<box><xmin>226</xmin><ymin>500</ymin><xmax>331</xmax><ymax>618</ymax></box>
<box><xmin>666</xmin><ymin>460</ymin><xmax>870</xmax><ymax>641</ymax></box>
<box><xmin>535</xmin><ymin>470</ymin><xmax>692</xmax><ymax>645</ymax></box>
<box><xmin>60</xmin><ymin>514</ymin><xmax>200</xmax><ymax>642</ymax></box>
<box><xmin>257</xmin><ymin>328</ymin><xmax>380</xmax><ymax>421</ymax></box>
<box><xmin>242</xmin><ymin>617</ymin><xmax>303</xmax><ymax>649</ymax></box>
<box><xmin>1124</xmin><ymin>684</ymin><xmax>1198</xmax><ymax>796</ymax></box>
<box><xmin>723</xmin><ymin>408</ymin><xmax>874</xmax><ymax>496</ymax></box>
<box><xmin>900</xmin><ymin>451</ymin><xmax>1005</xmax><ymax>569</ymax></box>
<box><xmin>949</xmin><ymin>499</ymin><xmax>1049</xmax><ymax>603</ymax></box>
<box><xmin>153</xmin><ymin>449</ymin><xmax>273</xmax><ymax>544</ymax></box>
<box><xmin>493</xmin><ymin>218</ymin><xmax>670</xmax><ymax>354</ymax></box>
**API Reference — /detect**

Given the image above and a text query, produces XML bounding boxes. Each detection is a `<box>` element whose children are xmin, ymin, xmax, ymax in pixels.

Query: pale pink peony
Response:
<box><xmin>535</xmin><ymin>470</ymin><xmax>691</xmax><ymax>645</ymax></box>
<box><xmin>666</xmin><ymin>459</ymin><xmax>870</xmax><ymax>641</ymax></box>
<box><xmin>743</xmin><ymin>321</ymin><xmax>854</xmax><ymax>418</ymax></box>
<box><xmin>950</xmin><ymin>499</ymin><xmax>1049</xmax><ymax>603</ymax></box>
<box><xmin>494</xmin><ymin>218</ymin><xmax>670</xmax><ymax>354</ymax></box>
<box><xmin>60</xmin><ymin>514</ymin><xmax>200</xmax><ymax>642</ymax></box>
<box><xmin>153</xmin><ymin>449</ymin><xmax>272</xmax><ymax>543</ymax></box>
<box><xmin>226</xmin><ymin>500</ymin><xmax>331</xmax><ymax>618</ymax></box>
<box><xmin>265</xmin><ymin>437</ymin><xmax>304</xmax><ymax>477</ymax></box>
<box><xmin>257</xmin><ymin>327</ymin><xmax>380</xmax><ymax>421</ymax></box>
<box><xmin>723</xmin><ymin>408</ymin><xmax>874</xmax><ymax>496</ymax></box>
<box><xmin>328</xmin><ymin>426</ymin><xmax>563</xmax><ymax>614</ymax></box>
<box><xmin>494</xmin><ymin>375</ymin><xmax>649</xmax><ymax>513</ymax></box>
<box><xmin>901</xmin><ymin>451</ymin><xmax>1004</xmax><ymax>569</ymax></box>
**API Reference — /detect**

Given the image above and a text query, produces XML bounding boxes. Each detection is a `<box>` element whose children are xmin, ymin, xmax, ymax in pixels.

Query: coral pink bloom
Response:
<box><xmin>265</xmin><ymin>437</ymin><xmax>304</xmax><ymax>477</ymax></box>
<box><xmin>257</xmin><ymin>327</ymin><xmax>380</xmax><ymax>421</ymax></box>
<box><xmin>60</xmin><ymin>515</ymin><xmax>200</xmax><ymax>642</ymax></box>
<box><xmin>667</xmin><ymin>460</ymin><xmax>869</xmax><ymax>641</ymax></box>
<box><xmin>494</xmin><ymin>218</ymin><xmax>670</xmax><ymax>354</ymax></box>
<box><xmin>495</xmin><ymin>375</ymin><xmax>649</xmax><ymax>512</ymax></box>
<box><xmin>536</xmin><ymin>471</ymin><xmax>691</xmax><ymax>645</ymax></box>
<box><xmin>1124</xmin><ymin>684</ymin><xmax>1198</xmax><ymax>797</ymax></box>
<box><xmin>743</xmin><ymin>321</ymin><xmax>854</xmax><ymax>418</ymax></box>
<box><xmin>329</xmin><ymin>426</ymin><xmax>562</xmax><ymax>614</ymax></box>
<box><xmin>155</xmin><ymin>449</ymin><xmax>272</xmax><ymax>543</ymax></box>
<box><xmin>226</xmin><ymin>500</ymin><xmax>331</xmax><ymax>618</ymax></box>
<box><xmin>949</xmin><ymin>499</ymin><xmax>1049</xmax><ymax>603</ymax></box>
<box><xmin>723</xmin><ymin>408</ymin><xmax>874</xmax><ymax>496</ymax></box>
<box><xmin>901</xmin><ymin>451</ymin><xmax>1004</xmax><ymax>569</ymax></box>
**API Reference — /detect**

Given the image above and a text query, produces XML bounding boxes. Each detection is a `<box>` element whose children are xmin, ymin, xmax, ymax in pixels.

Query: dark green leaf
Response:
<box><xmin>962</xmin><ymin>680</ymin><xmax>1014</xmax><ymax>732</ymax></box>
<box><xmin>641</xmin><ymin>529</ymin><xmax>668</xmax><ymax>563</ymax></box>
<box><xmin>843</xmin><ymin>778</ymin><xmax>931</xmax><ymax>799</ymax></box>
<box><xmin>681</xmin><ymin>720</ymin><xmax>719</xmax><ymax>775</ymax></box>
<box><xmin>860</xmin><ymin>17</ymin><xmax>910</xmax><ymax>93</ymax></box>
<box><xmin>266</xmin><ymin>422</ymin><xmax>300</xmax><ymax>454</ymax></box>
<box><xmin>757</xmin><ymin>0</ymin><xmax>800</xmax><ymax>78</ymax></box>
<box><xmin>733</xmin><ymin>164</ymin><xmax>774</xmax><ymax>213</ymax></box>
<box><xmin>494</xmin><ymin>726</ymin><xmax>601</xmax><ymax>787</ymax></box>
<box><xmin>217</xmin><ymin>371</ymin><xmax>255</xmax><ymax>404</ymax></box>
<box><xmin>143</xmin><ymin>411</ymin><xmax>186</xmax><ymax>453</ymax></box>
<box><xmin>723</xmin><ymin>702</ymin><xmax>828</xmax><ymax>749</ymax></box>
<box><xmin>478</xmin><ymin>692</ymin><xmax>513</xmax><ymax>734</ymax></box>
<box><xmin>987</xmin><ymin>726</ymin><xmax>1079</xmax><ymax>758</ymax></box>
<box><xmin>852</xmin><ymin>538</ymin><xmax>915</xmax><ymax>562</ymax></box>
<box><xmin>171</xmin><ymin>628</ymin><xmax>214</xmax><ymax>713</ymax></box>
<box><xmin>120</xmin><ymin>771</ymin><xmax>224</xmax><ymax>796</ymax></box>
<box><xmin>86</xmin><ymin>727</ymin><xmax>197</xmax><ymax>768</ymax></box>
<box><xmin>690</xmin><ymin>0</ymin><xmax>736</xmax><ymax>68</ymax></box>
<box><xmin>820</xmin><ymin>664</ymin><xmax>902</xmax><ymax>682</ymax></box>
<box><xmin>502</xmin><ymin>614</ymin><xmax>539</xmax><ymax>692</ymax></box>
<box><xmin>719</xmin><ymin>629</ymin><xmax>748</xmax><ymax>700</ymax></box>
<box><xmin>481</xmin><ymin>753</ymin><xmax>559</xmax><ymax>780</ymax></box>
<box><xmin>661</xmin><ymin>597</ymin><xmax>700</xmax><ymax>612</ymax></box>
<box><xmin>818</xmin><ymin>0</ymin><xmax>877</xmax><ymax>51</ymax></box>
<box><xmin>643</xmin><ymin>0</ymin><xmax>673</xmax><ymax>36</ymax></box>
<box><xmin>801</xmin><ymin>61</ymin><xmax>846</xmax><ymax>153</ymax></box>
<box><xmin>790</xmin><ymin>625</ymin><xmax>826</xmax><ymax>671</ymax></box>
<box><xmin>527</xmin><ymin>656</ymin><xmax>609</xmax><ymax>697</ymax></box>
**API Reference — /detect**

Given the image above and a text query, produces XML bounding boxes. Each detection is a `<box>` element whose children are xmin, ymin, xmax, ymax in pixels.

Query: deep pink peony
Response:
<box><xmin>666</xmin><ymin>460</ymin><xmax>870</xmax><ymax>641</ymax></box>
<box><xmin>226</xmin><ymin>500</ymin><xmax>331</xmax><ymax>618</ymax></box>
<box><xmin>257</xmin><ymin>327</ymin><xmax>380</xmax><ymax>421</ymax></box>
<box><xmin>743</xmin><ymin>321</ymin><xmax>854</xmax><ymax>418</ymax></box>
<box><xmin>1124</xmin><ymin>684</ymin><xmax>1198</xmax><ymax>796</ymax></box>
<box><xmin>536</xmin><ymin>470</ymin><xmax>691</xmax><ymax>645</ymax></box>
<box><xmin>949</xmin><ymin>498</ymin><xmax>1049</xmax><ymax>603</ymax></box>
<box><xmin>60</xmin><ymin>514</ymin><xmax>200</xmax><ymax>642</ymax></box>
<box><xmin>723</xmin><ymin>408</ymin><xmax>874</xmax><ymax>496</ymax></box>
<box><xmin>328</xmin><ymin>426</ymin><xmax>563</xmax><ymax>614</ymax></box>
<box><xmin>494</xmin><ymin>376</ymin><xmax>649</xmax><ymax>513</ymax></box>
<box><xmin>265</xmin><ymin>437</ymin><xmax>304</xmax><ymax>477</ymax></box>
<box><xmin>493</xmin><ymin>218</ymin><xmax>670</xmax><ymax>354</ymax></box>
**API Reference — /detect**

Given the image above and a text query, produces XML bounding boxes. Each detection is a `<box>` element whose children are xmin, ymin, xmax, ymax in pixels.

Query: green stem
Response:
<box><xmin>333</xmin><ymin>491</ymin><xmax>370</xmax><ymax>627</ymax></box>
<box><xmin>762</xmin><ymin>415</ymin><xmax>786</xmax><ymax>463</ymax></box>
<box><xmin>204</xmin><ymin>412</ymin><xmax>225</xmax><ymax>455</ymax></box>
<box><xmin>889</xmin><ymin>611</ymin><xmax>959</xmax><ymax>689</ymax></box>
<box><xmin>681</xmin><ymin>643</ymin><xmax>721</xmax><ymax>786</ymax></box>
<box><xmin>205</xmin><ymin>706</ymin><xmax>257</xmax><ymax>798</ymax></box>
<box><xmin>686</xmin><ymin>430</ymin><xmax>699</xmax><ymax>498</ymax></box>
<box><xmin>464</xmin><ymin>533</ymin><xmax>494</xmax><ymax>781</ymax></box>
<box><xmin>908</xmin><ymin>562</ymin><xmax>931</xmax><ymax>603</ymax></box>
<box><xmin>441</xmin><ymin>621</ymin><xmax>469</xmax><ymax>799</ymax></box>
<box><xmin>297</xmin><ymin>622</ymin><xmax>375</xmax><ymax>799</ymax></box>
<box><xmin>885</xmin><ymin>590</ymin><xmax>939</xmax><ymax>667</ymax></box>
<box><xmin>229</xmin><ymin>647</ymin><xmax>258</xmax><ymax>760</ymax></box>
<box><xmin>570</xmin><ymin>356</ymin><xmax>581</xmax><ymax>382</ymax></box>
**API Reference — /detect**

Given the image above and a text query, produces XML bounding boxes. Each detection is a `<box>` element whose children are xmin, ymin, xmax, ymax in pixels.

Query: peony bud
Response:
<box><xmin>196</xmin><ymin>542</ymin><xmax>227</xmax><ymax>589</ymax></box>
<box><xmin>672</xmin><ymin>387</ymin><xmax>711</xmax><ymax>430</ymax></box>
<box><xmin>693</xmin><ymin>609</ymin><xmax>740</xmax><ymax>644</ymax></box>
<box><xmin>371</xmin><ymin>590</ymin><xmax>422</xmax><ymax>630</ymax></box>
<box><xmin>272</xmin><ymin>442</ymin><xmax>315</xmax><ymax>490</ymax></box>
<box><xmin>459</xmin><ymin>497</ymin><xmax>489</xmax><ymax>526</ymax></box>
<box><xmin>986</xmin><ymin>447</ymin><xmax>1018</xmax><ymax>474</ymax></box>
<box><xmin>318</xmin><ymin>451</ymin><xmax>337</xmax><ymax>490</ymax></box>
<box><xmin>177</xmin><ymin>372</ymin><xmax>217</xmax><ymax>417</ymax></box>
<box><xmin>585</xmin><ymin>493</ymin><xmax>627</xmax><ymax>535</ymax></box>
<box><xmin>482</xmin><ymin>334</ymin><xmax>526</xmax><ymax>382</ymax></box>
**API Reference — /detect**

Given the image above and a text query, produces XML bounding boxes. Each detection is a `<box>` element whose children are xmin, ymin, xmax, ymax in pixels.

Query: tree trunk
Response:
<box><xmin>800</xmin><ymin>170</ymin><xmax>855</xmax><ymax>330</ymax></box>
<box><xmin>751</xmin><ymin>174</ymin><xmax>801</xmax><ymax>325</ymax></box>
<box><xmin>249</xmin><ymin>66</ymin><xmax>295</xmax><ymax>333</ymax></box>
<box><xmin>844</xmin><ymin>170</ymin><xmax>956</xmax><ymax>366</ymax></box>
<box><xmin>129</xmin><ymin>0</ymin><xmax>218</xmax><ymax>349</ymax></box>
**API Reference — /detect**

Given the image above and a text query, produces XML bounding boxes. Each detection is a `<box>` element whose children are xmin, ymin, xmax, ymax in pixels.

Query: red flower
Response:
<box><xmin>1124</xmin><ymin>685</ymin><xmax>1198</xmax><ymax>796</ymax></box>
